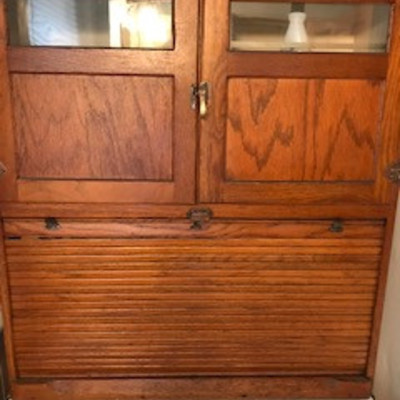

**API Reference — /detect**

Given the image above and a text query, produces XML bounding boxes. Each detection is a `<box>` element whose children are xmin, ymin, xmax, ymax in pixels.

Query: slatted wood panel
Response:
<box><xmin>12</xmin><ymin>74</ymin><xmax>173</xmax><ymax>181</ymax></box>
<box><xmin>226</xmin><ymin>79</ymin><xmax>383</xmax><ymax>182</ymax></box>
<box><xmin>4</xmin><ymin>220</ymin><xmax>384</xmax><ymax>379</ymax></box>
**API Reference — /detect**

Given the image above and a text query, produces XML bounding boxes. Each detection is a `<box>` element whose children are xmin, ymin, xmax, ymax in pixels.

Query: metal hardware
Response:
<box><xmin>386</xmin><ymin>161</ymin><xmax>400</xmax><ymax>183</ymax></box>
<box><xmin>0</xmin><ymin>162</ymin><xmax>6</xmax><ymax>177</ymax></box>
<box><xmin>190</xmin><ymin>84</ymin><xmax>199</xmax><ymax>111</ymax></box>
<box><xmin>44</xmin><ymin>217</ymin><xmax>61</xmax><ymax>231</ymax></box>
<box><xmin>198</xmin><ymin>82</ymin><xmax>209</xmax><ymax>118</ymax></box>
<box><xmin>190</xmin><ymin>82</ymin><xmax>210</xmax><ymax>118</ymax></box>
<box><xmin>187</xmin><ymin>207</ymin><xmax>213</xmax><ymax>230</ymax></box>
<box><xmin>329</xmin><ymin>219</ymin><xmax>344</xmax><ymax>233</ymax></box>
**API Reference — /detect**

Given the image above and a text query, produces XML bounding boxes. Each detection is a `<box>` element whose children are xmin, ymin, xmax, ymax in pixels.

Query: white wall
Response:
<box><xmin>373</xmin><ymin>199</ymin><xmax>400</xmax><ymax>400</ymax></box>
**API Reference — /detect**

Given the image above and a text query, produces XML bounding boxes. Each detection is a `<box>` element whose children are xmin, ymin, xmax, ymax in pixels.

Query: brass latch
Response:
<box><xmin>187</xmin><ymin>207</ymin><xmax>213</xmax><ymax>230</ymax></box>
<box><xmin>190</xmin><ymin>82</ymin><xmax>210</xmax><ymax>119</ymax></box>
<box><xmin>386</xmin><ymin>161</ymin><xmax>400</xmax><ymax>183</ymax></box>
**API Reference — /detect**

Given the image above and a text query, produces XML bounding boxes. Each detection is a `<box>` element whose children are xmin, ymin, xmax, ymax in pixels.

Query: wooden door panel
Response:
<box><xmin>227</xmin><ymin>79</ymin><xmax>307</xmax><ymax>182</ymax></box>
<box><xmin>200</xmin><ymin>0</ymin><xmax>400</xmax><ymax>205</ymax></box>
<box><xmin>0</xmin><ymin>0</ymin><xmax>198</xmax><ymax>204</ymax></box>
<box><xmin>13</xmin><ymin>74</ymin><xmax>173</xmax><ymax>181</ymax></box>
<box><xmin>3</xmin><ymin>218</ymin><xmax>383</xmax><ymax>378</ymax></box>
<box><xmin>226</xmin><ymin>78</ymin><xmax>382</xmax><ymax>182</ymax></box>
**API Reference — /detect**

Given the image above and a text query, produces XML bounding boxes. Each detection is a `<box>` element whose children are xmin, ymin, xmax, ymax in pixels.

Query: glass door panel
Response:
<box><xmin>7</xmin><ymin>0</ymin><xmax>173</xmax><ymax>49</ymax></box>
<box><xmin>230</xmin><ymin>2</ymin><xmax>391</xmax><ymax>53</ymax></box>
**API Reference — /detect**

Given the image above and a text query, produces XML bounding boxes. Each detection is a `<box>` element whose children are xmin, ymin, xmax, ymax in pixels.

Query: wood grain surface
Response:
<box><xmin>0</xmin><ymin>220</ymin><xmax>16</xmax><ymax>380</ymax></box>
<box><xmin>0</xmin><ymin>0</ymin><xmax>17</xmax><ymax>201</ymax></box>
<box><xmin>12</xmin><ymin>74</ymin><xmax>173</xmax><ymax>181</ymax></box>
<box><xmin>226</xmin><ymin>78</ymin><xmax>383</xmax><ymax>182</ymax></box>
<box><xmin>227</xmin><ymin>53</ymin><xmax>388</xmax><ymax>79</ymax></box>
<box><xmin>10</xmin><ymin>376</ymin><xmax>372</xmax><ymax>400</ymax></box>
<box><xmin>4</xmin><ymin>220</ymin><xmax>383</xmax><ymax>379</ymax></box>
<box><xmin>0</xmin><ymin>0</ymin><xmax>399</xmax><ymax>398</ymax></box>
<box><xmin>199</xmin><ymin>0</ymin><xmax>393</xmax><ymax>204</ymax></box>
<box><xmin>0</xmin><ymin>202</ymin><xmax>393</xmax><ymax>220</ymax></box>
<box><xmin>374</xmin><ymin>1</ymin><xmax>400</xmax><ymax>203</ymax></box>
<box><xmin>3</xmin><ymin>218</ymin><xmax>385</xmax><ymax>239</ymax></box>
<box><xmin>367</xmin><ymin>2</ymin><xmax>400</xmax><ymax>377</ymax></box>
<box><xmin>1</xmin><ymin>0</ymin><xmax>199</xmax><ymax>204</ymax></box>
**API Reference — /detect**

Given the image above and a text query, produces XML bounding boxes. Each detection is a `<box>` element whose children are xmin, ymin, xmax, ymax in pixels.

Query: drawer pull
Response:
<box><xmin>44</xmin><ymin>217</ymin><xmax>61</xmax><ymax>231</ymax></box>
<box><xmin>329</xmin><ymin>219</ymin><xmax>344</xmax><ymax>233</ymax></box>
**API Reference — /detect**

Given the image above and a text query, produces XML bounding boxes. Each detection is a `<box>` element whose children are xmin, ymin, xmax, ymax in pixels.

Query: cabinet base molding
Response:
<box><xmin>11</xmin><ymin>377</ymin><xmax>371</xmax><ymax>400</ymax></box>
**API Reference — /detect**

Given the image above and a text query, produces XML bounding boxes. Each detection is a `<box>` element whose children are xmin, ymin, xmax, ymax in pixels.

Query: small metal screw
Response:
<box><xmin>329</xmin><ymin>219</ymin><xmax>344</xmax><ymax>233</ymax></box>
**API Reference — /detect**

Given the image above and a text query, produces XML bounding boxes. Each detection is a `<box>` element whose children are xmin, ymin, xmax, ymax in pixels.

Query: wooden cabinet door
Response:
<box><xmin>199</xmin><ymin>0</ymin><xmax>400</xmax><ymax>205</ymax></box>
<box><xmin>0</xmin><ymin>0</ymin><xmax>198</xmax><ymax>204</ymax></box>
<box><xmin>3</xmin><ymin>218</ymin><xmax>384</xmax><ymax>379</ymax></box>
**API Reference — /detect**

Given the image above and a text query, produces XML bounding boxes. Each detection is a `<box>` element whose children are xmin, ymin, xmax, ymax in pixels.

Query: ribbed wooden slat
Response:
<box><xmin>5</xmin><ymin>220</ymin><xmax>383</xmax><ymax>379</ymax></box>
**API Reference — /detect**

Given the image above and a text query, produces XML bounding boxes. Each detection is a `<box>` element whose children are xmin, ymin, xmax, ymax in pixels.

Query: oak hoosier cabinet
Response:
<box><xmin>0</xmin><ymin>0</ymin><xmax>400</xmax><ymax>399</ymax></box>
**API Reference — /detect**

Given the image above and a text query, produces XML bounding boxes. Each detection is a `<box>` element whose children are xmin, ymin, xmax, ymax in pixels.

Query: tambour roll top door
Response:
<box><xmin>3</xmin><ymin>218</ymin><xmax>384</xmax><ymax>378</ymax></box>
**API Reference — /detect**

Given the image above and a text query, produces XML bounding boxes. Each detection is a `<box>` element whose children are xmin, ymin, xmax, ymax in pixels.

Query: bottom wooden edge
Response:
<box><xmin>12</xmin><ymin>376</ymin><xmax>372</xmax><ymax>400</ymax></box>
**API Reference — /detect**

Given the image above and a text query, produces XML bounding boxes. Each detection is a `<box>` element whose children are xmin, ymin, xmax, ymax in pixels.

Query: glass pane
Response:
<box><xmin>230</xmin><ymin>2</ymin><xmax>391</xmax><ymax>53</ymax></box>
<box><xmin>7</xmin><ymin>0</ymin><xmax>173</xmax><ymax>49</ymax></box>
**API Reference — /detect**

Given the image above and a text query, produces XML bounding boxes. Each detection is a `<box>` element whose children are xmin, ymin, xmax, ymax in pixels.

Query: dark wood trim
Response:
<box><xmin>0</xmin><ymin>0</ymin><xmax>17</xmax><ymax>201</ymax></box>
<box><xmin>11</xmin><ymin>376</ymin><xmax>372</xmax><ymax>400</ymax></box>
<box><xmin>0</xmin><ymin>203</ymin><xmax>392</xmax><ymax>219</ymax></box>
<box><xmin>0</xmin><ymin>220</ymin><xmax>17</xmax><ymax>381</ymax></box>
<box><xmin>227</xmin><ymin>53</ymin><xmax>388</xmax><ymax>79</ymax></box>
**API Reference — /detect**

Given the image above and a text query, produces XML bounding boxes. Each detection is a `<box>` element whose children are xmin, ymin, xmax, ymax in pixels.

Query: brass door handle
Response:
<box><xmin>198</xmin><ymin>82</ymin><xmax>210</xmax><ymax>119</ymax></box>
<box><xmin>190</xmin><ymin>82</ymin><xmax>210</xmax><ymax>119</ymax></box>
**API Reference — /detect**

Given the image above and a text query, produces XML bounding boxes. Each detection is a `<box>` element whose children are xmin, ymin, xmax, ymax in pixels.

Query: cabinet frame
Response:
<box><xmin>1</xmin><ymin>0</ymin><xmax>400</xmax><ymax>399</ymax></box>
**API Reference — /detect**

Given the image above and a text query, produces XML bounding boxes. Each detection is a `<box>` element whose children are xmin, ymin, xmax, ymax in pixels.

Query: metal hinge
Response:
<box><xmin>386</xmin><ymin>161</ymin><xmax>400</xmax><ymax>183</ymax></box>
<box><xmin>190</xmin><ymin>82</ymin><xmax>210</xmax><ymax>119</ymax></box>
<box><xmin>187</xmin><ymin>207</ymin><xmax>213</xmax><ymax>230</ymax></box>
<box><xmin>0</xmin><ymin>161</ymin><xmax>6</xmax><ymax>177</ymax></box>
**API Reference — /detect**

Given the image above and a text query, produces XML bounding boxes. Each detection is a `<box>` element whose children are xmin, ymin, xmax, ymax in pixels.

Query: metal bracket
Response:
<box><xmin>44</xmin><ymin>217</ymin><xmax>61</xmax><ymax>231</ymax></box>
<box><xmin>329</xmin><ymin>219</ymin><xmax>344</xmax><ymax>233</ymax></box>
<box><xmin>386</xmin><ymin>161</ymin><xmax>400</xmax><ymax>183</ymax></box>
<box><xmin>187</xmin><ymin>208</ymin><xmax>213</xmax><ymax>230</ymax></box>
